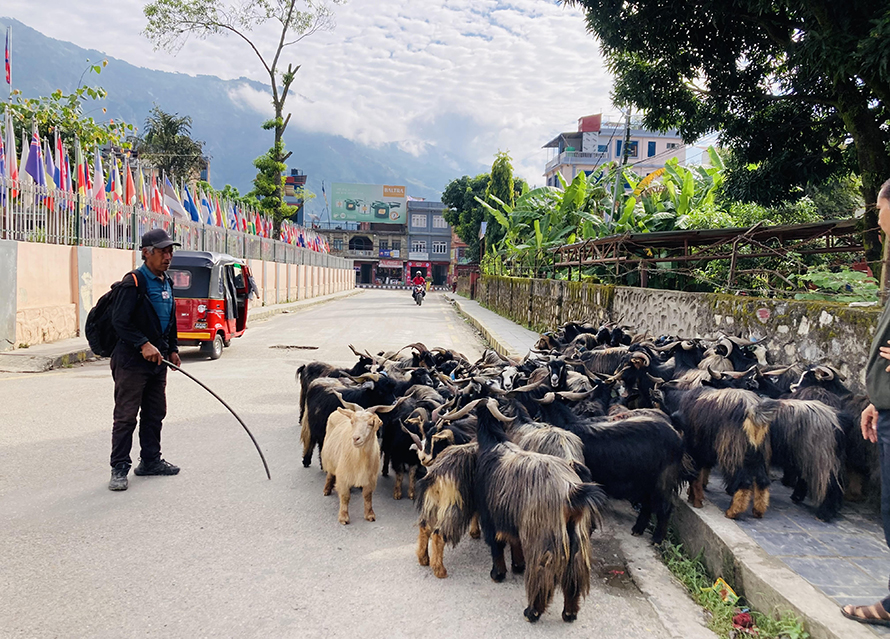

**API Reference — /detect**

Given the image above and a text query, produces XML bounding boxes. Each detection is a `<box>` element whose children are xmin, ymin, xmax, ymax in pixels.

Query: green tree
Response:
<box><xmin>135</xmin><ymin>105</ymin><xmax>206</xmax><ymax>184</ymax></box>
<box><xmin>483</xmin><ymin>151</ymin><xmax>516</xmax><ymax>253</ymax></box>
<box><xmin>143</xmin><ymin>0</ymin><xmax>344</xmax><ymax>224</ymax></box>
<box><xmin>7</xmin><ymin>60</ymin><xmax>133</xmax><ymax>149</ymax></box>
<box><xmin>565</xmin><ymin>0</ymin><xmax>890</xmax><ymax>273</ymax></box>
<box><xmin>442</xmin><ymin>173</ymin><xmax>490</xmax><ymax>262</ymax></box>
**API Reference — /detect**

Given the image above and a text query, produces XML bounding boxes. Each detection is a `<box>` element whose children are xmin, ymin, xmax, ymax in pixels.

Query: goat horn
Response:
<box><xmin>646</xmin><ymin>373</ymin><xmax>666</xmax><ymax>385</ymax></box>
<box><xmin>763</xmin><ymin>365</ymin><xmax>791</xmax><ymax>376</ymax></box>
<box><xmin>435</xmin><ymin>372</ymin><xmax>457</xmax><ymax>390</ymax></box>
<box><xmin>630</xmin><ymin>351</ymin><xmax>651</xmax><ymax>368</ymax></box>
<box><xmin>707</xmin><ymin>365</ymin><xmax>723</xmax><ymax>380</ymax></box>
<box><xmin>555</xmin><ymin>390</ymin><xmax>595</xmax><ymax>401</ymax></box>
<box><xmin>718</xmin><ymin>337</ymin><xmax>734</xmax><ymax>356</ymax></box>
<box><xmin>373</xmin><ymin>396</ymin><xmax>408</xmax><ymax>414</ymax></box>
<box><xmin>332</xmin><ymin>390</ymin><xmax>363</xmax><ymax>412</ymax></box>
<box><xmin>400</xmin><ymin>421</ymin><xmax>423</xmax><ymax>449</ymax></box>
<box><xmin>827</xmin><ymin>366</ymin><xmax>846</xmax><ymax>381</ymax></box>
<box><xmin>349</xmin><ymin>372</ymin><xmax>380</xmax><ymax>383</ymax></box>
<box><xmin>605</xmin><ymin>365</ymin><xmax>630</xmax><ymax>384</ymax></box>
<box><xmin>485</xmin><ymin>399</ymin><xmax>514</xmax><ymax>423</ymax></box>
<box><xmin>507</xmin><ymin>378</ymin><xmax>547</xmax><ymax>394</ymax></box>
<box><xmin>654</xmin><ymin>341</ymin><xmax>680</xmax><ymax>352</ymax></box>
<box><xmin>348</xmin><ymin>344</ymin><xmax>363</xmax><ymax>357</ymax></box>
<box><xmin>814</xmin><ymin>366</ymin><xmax>831</xmax><ymax>381</ymax></box>
<box><xmin>440</xmin><ymin>398</ymin><xmax>486</xmax><ymax>421</ymax></box>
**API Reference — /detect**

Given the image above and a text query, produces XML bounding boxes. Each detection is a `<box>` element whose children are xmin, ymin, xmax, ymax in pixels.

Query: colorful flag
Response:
<box><xmin>43</xmin><ymin>139</ymin><xmax>56</xmax><ymax>189</ymax></box>
<box><xmin>137</xmin><ymin>164</ymin><xmax>148</xmax><ymax>210</ymax></box>
<box><xmin>54</xmin><ymin>130</ymin><xmax>63</xmax><ymax>188</ymax></box>
<box><xmin>162</xmin><ymin>176</ymin><xmax>188</xmax><ymax>219</ymax></box>
<box><xmin>18</xmin><ymin>130</ymin><xmax>29</xmax><ymax>186</ymax></box>
<box><xmin>74</xmin><ymin>139</ymin><xmax>86</xmax><ymax>198</ymax></box>
<box><xmin>151</xmin><ymin>175</ymin><xmax>164</xmax><ymax>215</ymax></box>
<box><xmin>5</xmin><ymin>110</ymin><xmax>18</xmax><ymax>189</ymax></box>
<box><xmin>24</xmin><ymin>125</ymin><xmax>45</xmax><ymax>186</ymax></box>
<box><xmin>124</xmin><ymin>160</ymin><xmax>136</xmax><ymax>206</ymax></box>
<box><xmin>4</xmin><ymin>27</ymin><xmax>10</xmax><ymax>86</ymax></box>
<box><xmin>183</xmin><ymin>183</ymin><xmax>200</xmax><ymax>222</ymax></box>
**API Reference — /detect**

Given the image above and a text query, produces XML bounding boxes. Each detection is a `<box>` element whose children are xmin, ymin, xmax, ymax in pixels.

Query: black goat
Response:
<box><xmin>534</xmin><ymin>394</ymin><xmax>686</xmax><ymax>543</ymax></box>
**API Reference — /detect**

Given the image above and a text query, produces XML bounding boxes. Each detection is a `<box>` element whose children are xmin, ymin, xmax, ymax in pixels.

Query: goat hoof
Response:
<box><xmin>631</xmin><ymin>525</ymin><xmax>646</xmax><ymax>536</ymax></box>
<box><xmin>724</xmin><ymin>510</ymin><xmax>737</xmax><ymax>520</ymax></box>
<box><xmin>562</xmin><ymin>611</ymin><xmax>577</xmax><ymax>623</ymax></box>
<box><xmin>302</xmin><ymin>459</ymin><xmax>311</xmax><ymax>468</ymax></box>
<box><xmin>490</xmin><ymin>568</ymin><xmax>506</xmax><ymax>582</ymax></box>
<box><xmin>791</xmin><ymin>493</ymin><xmax>805</xmax><ymax>503</ymax></box>
<box><xmin>524</xmin><ymin>607</ymin><xmax>542</xmax><ymax>623</ymax></box>
<box><xmin>752</xmin><ymin>509</ymin><xmax>765</xmax><ymax>519</ymax></box>
<box><xmin>365</xmin><ymin>512</ymin><xmax>376</xmax><ymax>522</ymax></box>
<box><xmin>339</xmin><ymin>517</ymin><xmax>349</xmax><ymax>525</ymax></box>
<box><xmin>432</xmin><ymin>566</ymin><xmax>448</xmax><ymax>579</ymax></box>
<box><xmin>692</xmin><ymin>499</ymin><xmax>703</xmax><ymax>508</ymax></box>
<box><xmin>469</xmin><ymin>530</ymin><xmax>481</xmax><ymax>540</ymax></box>
<box><xmin>393</xmin><ymin>490</ymin><xmax>402</xmax><ymax>500</ymax></box>
<box><xmin>381</xmin><ymin>469</ymin><xmax>389</xmax><ymax>478</ymax></box>
<box><xmin>511</xmin><ymin>562</ymin><xmax>525</xmax><ymax>575</ymax></box>
<box><xmin>322</xmin><ymin>488</ymin><xmax>332</xmax><ymax>496</ymax></box>
<box><xmin>408</xmin><ymin>490</ymin><xmax>415</xmax><ymax>500</ymax></box>
<box><xmin>418</xmin><ymin>555</ymin><xmax>430</xmax><ymax>567</ymax></box>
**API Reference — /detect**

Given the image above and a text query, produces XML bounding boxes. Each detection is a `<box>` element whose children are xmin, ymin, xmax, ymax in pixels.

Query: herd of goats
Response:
<box><xmin>296</xmin><ymin>322</ymin><xmax>871</xmax><ymax>623</ymax></box>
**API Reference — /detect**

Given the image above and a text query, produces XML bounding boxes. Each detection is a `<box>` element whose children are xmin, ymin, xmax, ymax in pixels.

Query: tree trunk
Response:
<box><xmin>833</xmin><ymin>78</ymin><xmax>890</xmax><ymax>280</ymax></box>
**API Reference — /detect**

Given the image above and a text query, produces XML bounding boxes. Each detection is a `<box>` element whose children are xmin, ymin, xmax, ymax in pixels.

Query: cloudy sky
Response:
<box><xmin>2</xmin><ymin>0</ymin><xmax>615</xmax><ymax>184</ymax></box>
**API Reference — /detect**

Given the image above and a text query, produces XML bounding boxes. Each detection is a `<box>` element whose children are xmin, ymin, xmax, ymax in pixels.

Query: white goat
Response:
<box><xmin>321</xmin><ymin>406</ymin><xmax>383</xmax><ymax>525</ymax></box>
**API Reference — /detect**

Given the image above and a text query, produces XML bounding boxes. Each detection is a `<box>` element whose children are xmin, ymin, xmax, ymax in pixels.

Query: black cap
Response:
<box><xmin>140</xmin><ymin>228</ymin><xmax>181</xmax><ymax>249</ymax></box>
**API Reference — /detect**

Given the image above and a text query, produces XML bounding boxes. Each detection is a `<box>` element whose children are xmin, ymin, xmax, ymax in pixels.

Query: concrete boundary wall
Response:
<box><xmin>460</xmin><ymin>274</ymin><xmax>881</xmax><ymax>391</ymax></box>
<box><xmin>1</xmin><ymin>241</ymin><xmax>355</xmax><ymax>351</ymax></box>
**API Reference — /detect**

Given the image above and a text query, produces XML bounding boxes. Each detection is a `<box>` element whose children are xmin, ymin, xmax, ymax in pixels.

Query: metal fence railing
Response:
<box><xmin>0</xmin><ymin>176</ymin><xmax>354</xmax><ymax>270</ymax></box>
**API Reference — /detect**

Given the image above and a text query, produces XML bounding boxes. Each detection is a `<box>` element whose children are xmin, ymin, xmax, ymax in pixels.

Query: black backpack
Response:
<box><xmin>85</xmin><ymin>270</ymin><xmax>144</xmax><ymax>357</ymax></box>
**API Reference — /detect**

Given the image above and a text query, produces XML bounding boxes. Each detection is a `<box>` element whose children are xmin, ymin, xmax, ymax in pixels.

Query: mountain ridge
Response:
<box><xmin>0</xmin><ymin>17</ymin><xmax>485</xmax><ymax>216</ymax></box>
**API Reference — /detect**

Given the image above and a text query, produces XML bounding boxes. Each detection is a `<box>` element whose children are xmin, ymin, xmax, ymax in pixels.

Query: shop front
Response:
<box><xmin>406</xmin><ymin>260</ymin><xmax>431</xmax><ymax>284</ymax></box>
<box><xmin>376</xmin><ymin>259</ymin><xmax>404</xmax><ymax>285</ymax></box>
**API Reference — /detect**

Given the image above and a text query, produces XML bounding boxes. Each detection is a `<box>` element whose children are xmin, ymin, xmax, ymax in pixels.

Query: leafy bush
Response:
<box><xmin>794</xmin><ymin>267</ymin><xmax>878</xmax><ymax>303</ymax></box>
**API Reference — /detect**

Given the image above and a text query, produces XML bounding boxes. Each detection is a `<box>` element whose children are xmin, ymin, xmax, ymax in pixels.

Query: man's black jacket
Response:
<box><xmin>111</xmin><ymin>268</ymin><xmax>178</xmax><ymax>367</ymax></box>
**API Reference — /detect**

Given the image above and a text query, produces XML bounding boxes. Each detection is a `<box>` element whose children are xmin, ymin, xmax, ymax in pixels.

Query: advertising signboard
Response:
<box><xmin>331</xmin><ymin>183</ymin><xmax>407</xmax><ymax>224</ymax></box>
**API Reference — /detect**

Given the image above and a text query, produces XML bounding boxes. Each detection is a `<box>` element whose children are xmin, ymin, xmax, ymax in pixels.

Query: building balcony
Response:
<box><xmin>345</xmin><ymin>249</ymin><xmax>376</xmax><ymax>258</ymax></box>
<box><xmin>544</xmin><ymin>151</ymin><xmax>602</xmax><ymax>172</ymax></box>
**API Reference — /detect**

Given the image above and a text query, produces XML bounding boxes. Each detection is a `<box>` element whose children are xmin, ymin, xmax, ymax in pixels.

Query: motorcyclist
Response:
<box><xmin>411</xmin><ymin>272</ymin><xmax>426</xmax><ymax>299</ymax></box>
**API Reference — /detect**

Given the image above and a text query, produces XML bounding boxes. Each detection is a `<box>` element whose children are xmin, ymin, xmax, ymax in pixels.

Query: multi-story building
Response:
<box><xmin>283</xmin><ymin>168</ymin><xmax>308</xmax><ymax>225</ymax></box>
<box><xmin>407</xmin><ymin>200</ymin><xmax>451</xmax><ymax>286</ymax></box>
<box><xmin>543</xmin><ymin>113</ymin><xmax>685</xmax><ymax>186</ymax></box>
<box><xmin>318</xmin><ymin>223</ymin><xmax>408</xmax><ymax>285</ymax></box>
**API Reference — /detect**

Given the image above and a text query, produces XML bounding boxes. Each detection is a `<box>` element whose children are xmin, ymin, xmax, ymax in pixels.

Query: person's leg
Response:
<box><xmin>842</xmin><ymin>410</ymin><xmax>890</xmax><ymax>624</ymax></box>
<box><xmin>137</xmin><ymin>366</ymin><xmax>167</xmax><ymax>463</ymax></box>
<box><xmin>110</xmin><ymin>358</ymin><xmax>149</xmax><ymax>469</ymax></box>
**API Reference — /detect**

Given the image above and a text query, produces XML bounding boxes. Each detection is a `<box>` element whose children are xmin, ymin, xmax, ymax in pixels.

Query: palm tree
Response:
<box><xmin>137</xmin><ymin>105</ymin><xmax>206</xmax><ymax>184</ymax></box>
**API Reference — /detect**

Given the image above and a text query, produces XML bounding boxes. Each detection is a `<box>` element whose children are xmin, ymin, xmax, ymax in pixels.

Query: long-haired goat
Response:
<box><xmin>321</xmin><ymin>403</ymin><xmax>385</xmax><ymax>525</ymax></box>
<box><xmin>667</xmin><ymin>387</ymin><xmax>777</xmax><ymax>519</ymax></box>
<box><xmin>769</xmin><ymin>399</ymin><xmax>846</xmax><ymax>521</ymax></box>
<box><xmin>472</xmin><ymin>399</ymin><xmax>607</xmax><ymax>623</ymax></box>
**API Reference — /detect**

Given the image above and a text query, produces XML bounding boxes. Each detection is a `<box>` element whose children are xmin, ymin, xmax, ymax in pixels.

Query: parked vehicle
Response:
<box><xmin>168</xmin><ymin>251</ymin><xmax>253</xmax><ymax>359</ymax></box>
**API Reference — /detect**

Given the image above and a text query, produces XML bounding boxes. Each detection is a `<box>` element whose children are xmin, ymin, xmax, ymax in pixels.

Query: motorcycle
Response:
<box><xmin>412</xmin><ymin>284</ymin><xmax>425</xmax><ymax>306</ymax></box>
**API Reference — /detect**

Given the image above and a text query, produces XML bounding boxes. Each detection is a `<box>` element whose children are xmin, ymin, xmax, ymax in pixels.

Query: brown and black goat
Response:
<box><xmin>472</xmin><ymin>398</ymin><xmax>607</xmax><ymax>623</ymax></box>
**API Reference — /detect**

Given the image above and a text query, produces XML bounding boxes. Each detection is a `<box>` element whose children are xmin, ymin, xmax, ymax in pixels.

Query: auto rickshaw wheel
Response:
<box><xmin>202</xmin><ymin>333</ymin><xmax>224</xmax><ymax>360</ymax></box>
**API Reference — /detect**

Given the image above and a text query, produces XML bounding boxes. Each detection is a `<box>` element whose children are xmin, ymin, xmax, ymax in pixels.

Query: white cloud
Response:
<box><xmin>2</xmin><ymin>0</ymin><xmax>613</xmax><ymax>185</ymax></box>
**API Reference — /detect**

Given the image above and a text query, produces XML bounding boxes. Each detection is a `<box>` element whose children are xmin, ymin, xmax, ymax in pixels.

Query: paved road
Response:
<box><xmin>0</xmin><ymin>290</ymin><xmax>700</xmax><ymax>638</ymax></box>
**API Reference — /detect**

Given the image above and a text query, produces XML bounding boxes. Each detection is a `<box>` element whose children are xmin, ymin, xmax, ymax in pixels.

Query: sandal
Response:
<box><xmin>841</xmin><ymin>602</ymin><xmax>890</xmax><ymax>627</ymax></box>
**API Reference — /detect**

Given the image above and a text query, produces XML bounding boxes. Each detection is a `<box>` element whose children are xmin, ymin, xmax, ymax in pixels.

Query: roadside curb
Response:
<box><xmin>445</xmin><ymin>294</ymin><xmax>526</xmax><ymax>361</ymax></box>
<box><xmin>0</xmin><ymin>347</ymin><xmax>95</xmax><ymax>373</ymax></box>
<box><xmin>671</xmin><ymin>497</ymin><xmax>878</xmax><ymax>639</ymax></box>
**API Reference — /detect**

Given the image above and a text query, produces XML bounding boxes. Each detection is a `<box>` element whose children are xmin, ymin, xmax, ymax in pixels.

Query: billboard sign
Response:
<box><xmin>331</xmin><ymin>183</ymin><xmax>407</xmax><ymax>224</ymax></box>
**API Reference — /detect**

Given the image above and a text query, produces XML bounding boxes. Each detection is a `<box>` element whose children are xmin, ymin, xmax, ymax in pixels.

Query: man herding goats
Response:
<box><xmin>107</xmin><ymin>229</ymin><xmax>182</xmax><ymax>491</ymax></box>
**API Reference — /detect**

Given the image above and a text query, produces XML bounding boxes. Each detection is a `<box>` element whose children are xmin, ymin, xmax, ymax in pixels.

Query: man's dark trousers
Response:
<box><xmin>875</xmin><ymin>410</ymin><xmax>890</xmax><ymax>610</ymax></box>
<box><xmin>110</xmin><ymin>351</ymin><xmax>167</xmax><ymax>469</ymax></box>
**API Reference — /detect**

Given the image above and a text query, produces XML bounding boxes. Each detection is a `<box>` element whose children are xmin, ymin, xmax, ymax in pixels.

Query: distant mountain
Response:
<box><xmin>1</xmin><ymin>18</ymin><xmax>484</xmax><ymax>217</ymax></box>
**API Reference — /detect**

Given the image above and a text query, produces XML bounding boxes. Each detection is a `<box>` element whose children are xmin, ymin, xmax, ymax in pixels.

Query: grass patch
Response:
<box><xmin>660</xmin><ymin>535</ymin><xmax>809</xmax><ymax>639</ymax></box>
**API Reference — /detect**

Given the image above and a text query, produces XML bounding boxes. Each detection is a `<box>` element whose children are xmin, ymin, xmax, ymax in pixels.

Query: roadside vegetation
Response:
<box><xmin>660</xmin><ymin>536</ymin><xmax>809</xmax><ymax>639</ymax></box>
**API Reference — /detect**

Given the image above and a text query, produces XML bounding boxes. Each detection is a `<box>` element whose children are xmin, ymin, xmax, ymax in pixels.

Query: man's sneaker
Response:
<box><xmin>108</xmin><ymin>467</ymin><xmax>129</xmax><ymax>491</ymax></box>
<box><xmin>134</xmin><ymin>459</ymin><xmax>180</xmax><ymax>476</ymax></box>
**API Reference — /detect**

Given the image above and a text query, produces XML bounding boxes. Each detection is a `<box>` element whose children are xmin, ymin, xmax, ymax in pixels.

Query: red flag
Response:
<box><xmin>124</xmin><ymin>161</ymin><xmax>136</xmax><ymax>206</ymax></box>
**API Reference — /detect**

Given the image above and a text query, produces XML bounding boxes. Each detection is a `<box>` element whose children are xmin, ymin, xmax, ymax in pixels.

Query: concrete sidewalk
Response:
<box><xmin>447</xmin><ymin>292</ymin><xmax>886</xmax><ymax>639</ymax></box>
<box><xmin>0</xmin><ymin>288</ymin><xmax>363</xmax><ymax>374</ymax></box>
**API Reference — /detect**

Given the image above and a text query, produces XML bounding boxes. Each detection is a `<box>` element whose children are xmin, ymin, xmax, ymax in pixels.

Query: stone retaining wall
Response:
<box><xmin>460</xmin><ymin>274</ymin><xmax>881</xmax><ymax>391</ymax></box>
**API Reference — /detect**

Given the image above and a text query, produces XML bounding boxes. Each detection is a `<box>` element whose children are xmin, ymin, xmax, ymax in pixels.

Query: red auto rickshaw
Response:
<box><xmin>168</xmin><ymin>251</ymin><xmax>254</xmax><ymax>359</ymax></box>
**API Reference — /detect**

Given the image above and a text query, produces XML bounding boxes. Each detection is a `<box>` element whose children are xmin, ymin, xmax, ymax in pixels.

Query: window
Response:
<box><xmin>379</xmin><ymin>240</ymin><xmax>389</xmax><ymax>251</ymax></box>
<box><xmin>349</xmin><ymin>236</ymin><xmax>372</xmax><ymax>251</ymax></box>
<box><xmin>392</xmin><ymin>240</ymin><xmax>401</xmax><ymax>251</ymax></box>
<box><xmin>616</xmin><ymin>140</ymin><xmax>622</xmax><ymax>156</ymax></box>
<box><xmin>648</xmin><ymin>141</ymin><xmax>656</xmax><ymax>157</ymax></box>
<box><xmin>597</xmin><ymin>144</ymin><xmax>608</xmax><ymax>154</ymax></box>
<box><xmin>412</xmin><ymin>240</ymin><xmax>427</xmax><ymax>253</ymax></box>
<box><xmin>626</xmin><ymin>141</ymin><xmax>639</xmax><ymax>158</ymax></box>
<box><xmin>332</xmin><ymin>238</ymin><xmax>343</xmax><ymax>251</ymax></box>
<box><xmin>666</xmin><ymin>142</ymin><xmax>680</xmax><ymax>150</ymax></box>
<box><xmin>411</xmin><ymin>214</ymin><xmax>427</xmax><ymax>227</ymax></box>
<box><xmin>168</xmin><ymin>270</ymin><xmax>191</xmax><ymax>289</ymax></box>
<box><xmin>432</xmin><ymin>241</ymin><xmax>447</xmax><ymax>254</ymax></box>
<box><xmin>432</xmin><ymin>215</ymin><xmax>447</xmax><ymax>229</ymax></box>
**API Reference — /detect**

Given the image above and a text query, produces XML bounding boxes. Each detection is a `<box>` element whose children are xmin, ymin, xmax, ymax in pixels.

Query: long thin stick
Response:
<box><xmin>163</xmin><ymin>358</ymin><xmax>271</xmax><ymax>480</ymax></box>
